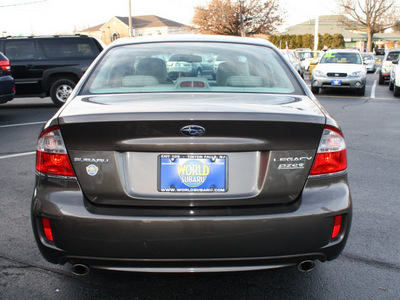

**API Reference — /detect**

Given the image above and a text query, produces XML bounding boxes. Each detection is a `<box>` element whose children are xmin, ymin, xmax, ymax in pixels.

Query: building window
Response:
<box><xmin>111</xmin><ymin>32</ymin><xmax>120</xmax><ymax>42</ymax></box>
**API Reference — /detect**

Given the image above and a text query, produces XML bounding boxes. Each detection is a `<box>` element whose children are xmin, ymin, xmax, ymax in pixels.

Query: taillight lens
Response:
<box><xmin>0</xmin><ymin>59</ymin><xmax>11</xmax><ymax>71</ymax></box>
<box><xmin>42</xmin><ymin>218</ymin><xmax>54</xmax><ymax>242</ymax></box>
<box><xmin>331</xmin><ymin>215</ymin><xmax>343</xmax><ymax>239</ymax></box>
<box><xmin>310</xmin><ymin>126</ymin><xmax>347</xmax><ymax>175</ymax></box>
<box><xmin>36</xmin><ymin>126</ymin><xmax>75</xmax><ymax>177</ymax></box>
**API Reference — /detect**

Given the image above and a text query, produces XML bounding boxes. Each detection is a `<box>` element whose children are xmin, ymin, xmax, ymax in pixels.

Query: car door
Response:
<box><xmin>4</xmin><ymin>39</ymin><xmax>43</xmax><ymax>94</ymax></box>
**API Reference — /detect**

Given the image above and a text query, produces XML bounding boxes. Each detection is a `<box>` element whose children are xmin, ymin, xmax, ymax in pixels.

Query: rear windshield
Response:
<box><xmin>320</xmin><ymin>52</ymin><xmax>362</xmax><ymax>64</ymax></box>
<box><xmin>297</xmin><ymin>51</ymin><xmax>313</xmax><ymax>60</ymax></box>
<box><xmin>80</xmin><ymin>42</ymin><xmax>301</xmax><ymax>95</ymax></box>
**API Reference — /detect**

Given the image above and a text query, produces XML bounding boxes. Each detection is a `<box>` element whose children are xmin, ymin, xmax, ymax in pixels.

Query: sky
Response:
<box><xmin>0</xmin><ymin>0</ymin><xmax>341</xmax><ymax>36</ymax></box>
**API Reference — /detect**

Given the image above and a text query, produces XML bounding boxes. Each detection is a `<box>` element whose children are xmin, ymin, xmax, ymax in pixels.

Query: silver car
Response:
<box><xmin>280</xmin><ymin>49</ymin><xmax>304</xmax><ymax>78</ymax></box>
<box><xmin>361</xmin><ymin>53</ymin><xmax>376</xmax><ymax>73</ymax></box>
<box><xmin>31</xmin><ymin>35</ymin><xmax>352</xmax><ymax>275</ymax></box>
<box><xmin>312</xmin><ymin>49</ymin><xmax>367</xmax><ymax>95</ymax></box>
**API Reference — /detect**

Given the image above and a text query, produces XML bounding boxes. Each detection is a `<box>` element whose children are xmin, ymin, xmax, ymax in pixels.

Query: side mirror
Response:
<box><xmin>393</xmin><ymin>60</ymin><xmax>399</xmax><ymax>65</ymax></box>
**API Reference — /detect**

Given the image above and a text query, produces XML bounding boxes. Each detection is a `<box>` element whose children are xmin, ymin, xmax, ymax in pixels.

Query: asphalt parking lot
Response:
<box><xmin>0</xmin><ymin>71</ymin><xmax>399</xmax><ymax>299</ymax></box>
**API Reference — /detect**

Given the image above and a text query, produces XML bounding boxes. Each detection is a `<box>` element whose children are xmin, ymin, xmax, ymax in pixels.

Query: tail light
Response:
<box><xmin>310</xmin><ymin>125</ymin><xmax>347</xmax><ymax>176</ymax></box>
<box><xmin>0</xmin><ymin>59</ymin><xmax>10</xmax><ymax>71</ymax></box>
<box><xmin>36</xmin><ymin>126</ymin><xmax>75</xmax><ymax>178</ymax></box>
<box><xmin>331</xmin><ymin>215</ymin><xmax>343</xmax><ymax>239</ymax></box>
<box><xmin>42</xmin><ymin>218</ymin><xmax>54</xmax><ymax>242</ymax></box>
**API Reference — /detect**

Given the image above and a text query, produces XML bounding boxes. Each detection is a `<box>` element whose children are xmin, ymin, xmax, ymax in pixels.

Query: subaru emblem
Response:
<box><xmin>180</xmin><ymin>125</ymin><xmax>205</xmax><ymax>137</ymax></box>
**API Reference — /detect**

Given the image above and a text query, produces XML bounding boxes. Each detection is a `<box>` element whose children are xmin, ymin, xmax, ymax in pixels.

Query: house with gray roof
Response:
<box><xmin>80</xmin><ymin>15</ymin><xmax>190</xmax><ymax>45</ymax></box>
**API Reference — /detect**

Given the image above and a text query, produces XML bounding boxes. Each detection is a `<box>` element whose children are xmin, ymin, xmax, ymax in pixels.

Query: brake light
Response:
<box><xmin>0</xmin><ymin>59</ymin><xmax>10</xmax><ymax>71</ymax></box>
<box><xmin>42</xmin><ymin>218</ymin><xmax>54</xmax><ymax>241</ymax></box>
<box><xmin>331</xmin><ymin>215</ymin><xmax>343</xmax><ymax>239</ymax></box>
<box><xmin>310</xmin><ymin>126</ymin><xmax>347</xmax><ymax>175</ymax></box>
<box><xmin>180</xmin><ymin>81</ymin><xmax>205</xmax><ymax>87</ymax></box>
<box><xmin>36</xmin><ymin>126</ymin><xmax>75</xmax><ymax>177</ymax></box>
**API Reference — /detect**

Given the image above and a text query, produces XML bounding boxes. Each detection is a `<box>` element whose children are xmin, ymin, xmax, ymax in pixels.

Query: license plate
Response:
<box><xmin>159</xmin><ymin>154</ymin><xmax>227</xmax><ymax>192</ymax></box>
<box><xmin>331</xmin><ymin>79</ymin><xmax>342</xmax><ymax>86</ymax></box>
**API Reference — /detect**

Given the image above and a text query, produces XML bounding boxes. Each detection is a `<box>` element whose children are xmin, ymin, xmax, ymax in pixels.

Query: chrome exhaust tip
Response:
<box><xmin>297</xmin><ymin>260</ymin><xmax>316</xmax><ymax>272</ymax></box>
<box><xmin>71</xmin><ymin>264</ymin><xmax>90</xmax><ymax>276</ymax></box>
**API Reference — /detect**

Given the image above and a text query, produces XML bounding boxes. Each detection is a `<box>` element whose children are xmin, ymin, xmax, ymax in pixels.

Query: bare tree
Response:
<box><xmin>337</xmin><ymin>0</ymin><xmax>398</xmax><ymax>51</ymax></box>
<box><xmin>192</xmin><ymin>0</ymin><xmax>284</xmax><ymax>36</ymax></box>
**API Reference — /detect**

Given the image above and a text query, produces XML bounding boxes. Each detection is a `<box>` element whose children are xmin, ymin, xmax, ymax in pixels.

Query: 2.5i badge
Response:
<box><xmin>86</xmin><ymin>164</ymin><xmax>99</xmax><ymax>176</ymax></box>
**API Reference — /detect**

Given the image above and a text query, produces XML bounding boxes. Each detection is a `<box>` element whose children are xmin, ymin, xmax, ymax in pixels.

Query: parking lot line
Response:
<box><xmin>371</xmin><ymin>80</ymin><xmax>377</xmax><ymax>99</ymax></box>
<box><xmin>0</xmin><ymin>151</ymin><xmax>36</xmax><ymax>160</ymax></box>
<box><xmin>0</xmin><ymin>121</ymin><xmax>46</xmax><ymax>128</ymax></box>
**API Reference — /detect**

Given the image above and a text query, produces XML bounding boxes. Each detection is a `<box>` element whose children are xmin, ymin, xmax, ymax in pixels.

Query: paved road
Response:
<box><xmin>0</xmin><ymin>73</ymin><xmax>399</xmax><ymax>299</ymax></box>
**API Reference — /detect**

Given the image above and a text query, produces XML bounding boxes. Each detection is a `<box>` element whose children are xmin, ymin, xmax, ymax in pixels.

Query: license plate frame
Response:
<box><xmin>331</xmin><ymin>79</ymin><xmax>342</xmax><ymax>86</ymax></box>
<box><xmin>158</xmin><ymin>154</ymin><xmax>228</xmax><ymax>192</ymax></box>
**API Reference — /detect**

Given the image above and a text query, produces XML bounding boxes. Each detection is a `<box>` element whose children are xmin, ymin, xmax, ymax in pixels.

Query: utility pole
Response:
<box><xmin>128</xmin><ymin>0</ymin><xmax>133</xmax><ymax>37</ymax></box>
<box><xmin>314</xmin><ymin>16</ymin><xmax>319</xmax><ymax>59</ymax></box>
<box><xmin>239</xmin><ymin>0</ymin><xmax>246</xmax><ymax>37</ymax></box>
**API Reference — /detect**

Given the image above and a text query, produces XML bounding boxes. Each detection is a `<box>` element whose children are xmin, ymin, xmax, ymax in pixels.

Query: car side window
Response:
<box><xmin>40</xmin><ymin>38</ymin><xmax>98</xmax><ymax>58</ymax></box>
<box><xmin>5</xmin><ymin>40</ymin><xmax>36</xmax><ymax>60</ymax></box>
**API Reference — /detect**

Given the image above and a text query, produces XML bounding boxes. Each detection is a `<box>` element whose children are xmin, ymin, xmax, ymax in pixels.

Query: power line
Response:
<box><xmin>0</xmin><ymin>0</ymin><xmax>48</xmax><ymax>8</ymax></box>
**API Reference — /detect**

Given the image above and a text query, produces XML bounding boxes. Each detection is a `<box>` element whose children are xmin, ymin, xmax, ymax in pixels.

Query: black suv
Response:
<box><xmin>0</xmin><ymin>35</ymin><xmax>103</xmax><ymax>106</ymax></box>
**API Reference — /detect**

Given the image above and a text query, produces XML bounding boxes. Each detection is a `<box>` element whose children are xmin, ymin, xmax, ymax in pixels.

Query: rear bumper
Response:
<box><xmin>0</xmin><ymin>91</ymin><xmax>15</xmax><ymax>103</ymax></box>
<box><xmin>31</xmin><ymin>173</ymin><xmax>352</xmax><ymax>272</ymax></box>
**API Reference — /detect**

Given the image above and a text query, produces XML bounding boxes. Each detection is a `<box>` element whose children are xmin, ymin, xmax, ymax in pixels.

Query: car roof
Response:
<box><xmin>108</xmin><ymin>34</ymin><xmax>275</xmax><ymax>49</ymax></box>
<box><xmin>325</xmin><ymin>49</ymin><xmax>360</xmax><ymax>53</ymax></box>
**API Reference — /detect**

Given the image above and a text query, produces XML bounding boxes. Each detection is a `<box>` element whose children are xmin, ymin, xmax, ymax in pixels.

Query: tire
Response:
<box><xmin>389</xmin><ymin>80</ymin><xmax>394</xmax><ymax>91</ymax></box>
<box><xmin>378</xmin><ymin>74</ymin><xmax>384</xmax><ymax>85</ymax></box>
<box><xmin>394</xmin><ymin>84</ymin><xmax>400</xmax><ymax>97</ymax></box>
<box><xmin>357</xmin><ymin>86</ymin><xmax>365</xmax><ymax>96</ymax></box>
<box><xmin>50</xmin><ymin>79</ymin><xmax>76</xmax><ymax>107</ymax></box>
<box><xmin>311</xmin><ymin>86</ymin><xmax>319</xmax><ymax>94</ymax></box>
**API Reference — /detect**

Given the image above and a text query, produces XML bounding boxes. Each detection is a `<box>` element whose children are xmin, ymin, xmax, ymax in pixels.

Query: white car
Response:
<box><xmin>390</xmin><ymin>60</ymin><xmax>400</xmax><ymax>96</ymax></box>
<box><xmin>311</xmin><ymin>49</ymin><xmax>367</xmax><ymax>95</ymax></box>
<box><xmin>379</xmin><ymin>50</ymin><xmax>400</xmax><ymax>84</ymax></box>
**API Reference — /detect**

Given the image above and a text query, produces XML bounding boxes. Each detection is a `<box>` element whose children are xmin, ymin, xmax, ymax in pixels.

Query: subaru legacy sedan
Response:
<box><xmin>31</xmin><ymin>35</ymin><xmax>351</xmax><ymax>275</ymax></box>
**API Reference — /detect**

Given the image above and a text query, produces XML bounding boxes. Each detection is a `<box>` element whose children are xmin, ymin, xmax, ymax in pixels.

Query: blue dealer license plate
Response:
<box><xmin>159</xmin><ymin>154</ymin><xmax>227</xmax><ymax>192</ymax></box>
<box><xmin>331</xmin><ymin>79</ymin><xmax>342</xmax><ymax>86</ymax></box>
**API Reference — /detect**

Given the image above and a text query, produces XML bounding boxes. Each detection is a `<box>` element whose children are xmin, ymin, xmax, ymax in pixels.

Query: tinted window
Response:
<box><xmin>41</xmin><ymin>38</ymin><xmax>98</xmax><ymax>58</ymax></box>
<box><xmin>81</xmin><ymin>42</ymin><xmax>301</xmax><ymax>96</ymax></box>
<box><xmin>5</xmin><ymin>40</ymin><xmax>36</xmax><ymax>60</ymax></box>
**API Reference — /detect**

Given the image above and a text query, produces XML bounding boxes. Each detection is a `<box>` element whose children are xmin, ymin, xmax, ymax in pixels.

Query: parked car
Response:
<box><xmin>379</xmin><ymin>49</ymin><xmax>400</xmax><ymax>84</ymax></box>
<box><xmin>0</xmin><ymin>35</ymin><xmax>104</xmax><ymax>106</ymax></box>
<box><xmin>388</xmin><ymin>58</ymin><xmax>398</xmax><ymax>91</ymax></box>
<box><xmin>166</xmin><ymin>54</ymin><xmax>214</xmax><ymax>79</ymax></box>
<box><xmin>389</xmin><ymin>60</ymin><xmax>400</xmax><ymax>96</ymax></box>
<box><xmin>295</xmin><ymin>49</ymin><xmax>314</xmax><ymax>71</ymax></box>
<box><xmin>311</xmin><ymin>49</ymin><xmax>366</xmax><ymax>95</ymax></box>
<box><xmin>361</xmin><ymin>52</ymin><xmax>376</xmax><ymax>73</ymax></box>
<box><xmin>375</xmin><ymin>48</ymin><xmax>385</xmax><ymax>56</ymax></box>
<box><xmin>31</xmin><ymin>35</ymin><xmax>352</xmax><ymax>275</ymax></box>
<box><xmin>0</xmin><ymin>52</ymin><xmax>15</xmax><ymax>104</ymax></box>
<box><xmin>280</xmin><ymin>49</ymin><xmax>304</xmax><ymax>78</ymax></box>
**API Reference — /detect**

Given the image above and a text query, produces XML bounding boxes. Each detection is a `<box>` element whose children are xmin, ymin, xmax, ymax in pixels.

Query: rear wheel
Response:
<box><xmin>311</xmin><ymin>86</ymin><xmax>319</xmax><ymax>94</ymax></box>
<box><xmin>394</xmin><ymin>84</ymin><xmax>400</xmax><ymax>97</ymax></box>
<box><xmin>378</xmin><ymin>74</ymin><xmax>384</xmax><ymax>85</ymax></box>
<box><xmin>50</xmin><ymin>79</ymin><xmax>76</xmax><ymax>107</ymax></box>
<box><xmin>389</xmin><ymin>80</ymin><xmax>394</xmax><ymax>91</ymax></box>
